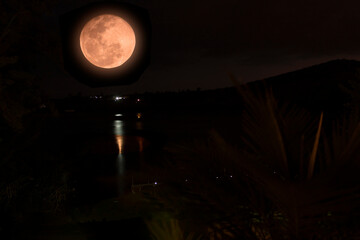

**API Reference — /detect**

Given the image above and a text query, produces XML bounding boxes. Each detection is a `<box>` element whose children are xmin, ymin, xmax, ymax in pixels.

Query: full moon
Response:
<box><xmin>80</xmin><ymin>14</ymin><xmax>136</xmax><ymax>69</ymax></box>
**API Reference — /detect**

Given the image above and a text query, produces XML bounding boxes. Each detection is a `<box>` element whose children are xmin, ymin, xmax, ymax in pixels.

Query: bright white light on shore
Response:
<box><xmin>114</xmin><ymin>96</ymin><xmax>127</xmax><ymax>101</ymax></box>
<box><xmin>115</xmin><ymin>114</ymin><xmax>123</xmax><ymax>117</ymax></box>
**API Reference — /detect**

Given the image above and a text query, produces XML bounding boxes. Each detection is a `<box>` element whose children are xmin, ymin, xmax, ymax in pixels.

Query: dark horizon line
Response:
<box><xmin>50</xmin><ymin>58</ymin><xmax>359</xmax><ymax>99</ymax></box>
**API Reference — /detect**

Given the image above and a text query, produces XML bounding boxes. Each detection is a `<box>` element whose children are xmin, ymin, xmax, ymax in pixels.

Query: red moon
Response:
<box><xmin>80</xmin><ymin>14</ymin><xmax>136</xmax><ymax>69</ymax></box>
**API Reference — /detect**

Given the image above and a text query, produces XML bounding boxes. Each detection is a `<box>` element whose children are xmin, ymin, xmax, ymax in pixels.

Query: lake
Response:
<box><xmin>40</xmin><ymin>110</ymin><xmax>242</xmax><ymax>206</ymax></box>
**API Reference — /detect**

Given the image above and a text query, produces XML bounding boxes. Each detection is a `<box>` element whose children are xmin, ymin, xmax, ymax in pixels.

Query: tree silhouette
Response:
<box><xmin>0</xmin><ymin>0</ymin><xmax>61</xmax><ymax>131</ymax></box>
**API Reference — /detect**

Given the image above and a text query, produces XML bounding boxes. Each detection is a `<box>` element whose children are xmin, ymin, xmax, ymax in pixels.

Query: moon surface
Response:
<box><xmin>80</xmin><ymin>14</ymin><xmax>136</xmax><ymax>69</ymax></box>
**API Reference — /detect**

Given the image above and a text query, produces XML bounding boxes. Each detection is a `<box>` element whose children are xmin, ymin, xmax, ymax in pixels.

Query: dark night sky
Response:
<box><xmin>29</xmin><ymin>0</ymin><xmax>360</xmax><ymax>97</ymax></box>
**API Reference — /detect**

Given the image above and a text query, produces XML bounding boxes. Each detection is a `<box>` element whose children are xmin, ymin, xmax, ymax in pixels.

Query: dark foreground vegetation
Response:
<box><xmin>1</xmin><ymin>89</ymin><xmax>360</xmax><ymax>239</ymax></box>
<box><xmin>1</xmin><ymin>60</ymin><xmax>360</xmax><ymax>239</ymax></box>
<box><xmin>154</xmin><ymin>87</ymin><xmax>360</xmax><ymax>240</ymax></box>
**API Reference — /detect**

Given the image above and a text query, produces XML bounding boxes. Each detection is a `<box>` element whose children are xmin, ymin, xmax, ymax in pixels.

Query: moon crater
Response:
<box><xmin>80</xmin><ymin>14</ymin><xmax>136</xmax><ymax>69</ymax></box>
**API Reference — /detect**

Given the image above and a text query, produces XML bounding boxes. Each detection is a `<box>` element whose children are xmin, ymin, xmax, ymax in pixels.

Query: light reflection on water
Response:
<box><xmin>114</xmin><ymin>120</ymin><xmax>125</xmax><ymax>195</ymax></box>
<box><xmin>113</xmin><ymin>115</ymin><xmax>145</xmax><ymax>195</ymax></box>
<box><xmin>115</xmin><ymin>135</ymin><xmax>123</xmax><ymax>154</ymax></box>
<box><xmin>114</xmin><ymin>120</ymin><xmax>124</xmax><ymax>136</ymax></box>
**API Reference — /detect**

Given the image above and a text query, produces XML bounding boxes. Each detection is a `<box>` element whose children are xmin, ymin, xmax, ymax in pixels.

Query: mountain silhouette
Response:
<box><xmin>179</xmin><ymin>59</ymin><xmax>360</xmax><ymax>116</ymax></box>
<box><xmin>54</xmin><ymin>59</ymin><xmax>360</xmax><ymax>118</ymax></box>
<box><xmin>248</xmin><ymin>59</ymin><xmax>360</xmax><ymax>115</ymax></box>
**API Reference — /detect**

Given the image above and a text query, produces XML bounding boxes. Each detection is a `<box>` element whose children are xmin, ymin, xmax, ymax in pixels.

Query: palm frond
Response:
<box><xmin>307</xmin><ymin>112</ymin><xmax>323</xmax><ymax>180</ymax></box>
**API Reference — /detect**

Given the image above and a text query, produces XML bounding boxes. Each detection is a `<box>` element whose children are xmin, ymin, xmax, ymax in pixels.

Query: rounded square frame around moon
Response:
<box><xmin>60</xmin><ymin>1</ymin><xmax>151</xmax><ymax>87</ymax></box>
